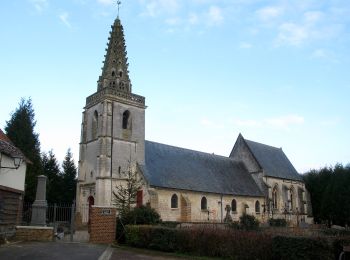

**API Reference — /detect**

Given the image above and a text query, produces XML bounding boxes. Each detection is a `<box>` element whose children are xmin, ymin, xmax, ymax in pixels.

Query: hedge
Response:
<box><xmin>124</xmin><ymin>225</ymin><xmax>350</xmax><ymax>259</ymax></box>
<box><xmin>125</xmin><ymin>225</ymin><xmax>273</xmax><ymax>259</ymax></box>
<box><xmin>272</xmin><ymin>236</ymin><xmax>333</xmax><ymax>260</ymax></box>
<box><xmin>268</xmin><ymin>218</ymin><xmax>287</xmax><ymax>227</ymax></box>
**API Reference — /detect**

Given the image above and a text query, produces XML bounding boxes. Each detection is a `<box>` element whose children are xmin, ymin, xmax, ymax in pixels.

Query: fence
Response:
<box><xmin>22</xmin><ymin>202</ymin><xmax>89</xmax><ymax>238</ymax></box>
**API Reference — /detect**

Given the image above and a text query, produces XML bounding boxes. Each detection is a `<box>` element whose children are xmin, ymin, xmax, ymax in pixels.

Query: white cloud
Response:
<box><xmin>29</xmin><ymin>0</ymin><xmax>48</xmax><ymax>13</ymax></box>
<box><xmin>265</xmin><ymin>115</ymin><xmax>304</xmax><ymax>129</ymax></box>
<box><xmin>239</xmin><ymin>42</ymin><xmax>252</xmax><ymax>49</ymax></box>
<box><xmin>207</xmin><ymin>6</ymin><xmax>223</xmax><ymax>25</ymax></box>
<box><xmin>140</xmin><ymin>0</ymin><xmax>180</xmax><ymax>17</ymax></box>
<box><xmin>273</xmin><ymin>9</ymin><xmax>340</xmax><ymax>47</ymax></box>
<box><xmin>304</xmin><ymin>11</ymin><xmax>323</xmax><ymax>24</ymax></box>
<box><xmin>256</xmin><ymin>6</ymin><xmax>283</xmax><ymax>21</ymax></box>
<box><xmin>59</xmin><ymin>12</ymin><xmax>72</xmax><ymax>28</ymax></box>
<box><xmin>97</xmin><ymin>0</ymin><xmax>114</xmax><ymax>5</ymax></box>
<box><xmin>311</xmin><ymin>48</ymin><xmax>328</xmax><ymax>59</ymax></box>
<box><xmin>188</xmin><ymin>13</ymin><xmax>199</xmax><ymax>25</ymax></box>
<box><xmin>276</xmin><ymin>22</ymin><xmax>308</xmax><ymax>46</ymax></box>
<box><xmin>165</xmin><ymin>17</ymin><xmax>181</xmax><ymax>25</ymax></box>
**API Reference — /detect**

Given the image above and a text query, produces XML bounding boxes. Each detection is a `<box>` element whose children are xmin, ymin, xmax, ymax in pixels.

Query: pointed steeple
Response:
<box><xmin>97</xmin><ymin>18</ymin><xmax>131</xmax><ymax>93</ymax></box>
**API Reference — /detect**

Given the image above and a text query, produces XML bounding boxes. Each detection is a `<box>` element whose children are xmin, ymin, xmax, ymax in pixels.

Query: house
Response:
<box><xmin>0</xmin><ymin>129</ymin><xmax>27</xmax><ymax>234</ymax></box>
<box><xmin>75</xmin><ymin>16</ymin><xmax>313</xmax><ymax>225</ymax></box>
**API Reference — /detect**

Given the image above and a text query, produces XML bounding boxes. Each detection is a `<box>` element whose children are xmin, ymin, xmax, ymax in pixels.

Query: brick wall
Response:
<box><xmin>89</xmin><ymin>206</ymin><xmax>116</xmax><ymax>244</ymax></box>
<box><xmin>15</xmin><ymin>226</ymin><xmax>53</xmax><ymax>241</ymax></box>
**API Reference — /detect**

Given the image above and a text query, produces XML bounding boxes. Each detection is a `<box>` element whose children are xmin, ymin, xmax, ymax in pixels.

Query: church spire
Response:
<box><xmin>97</xmin><ymin>14</ymin><xmax>131</xmax><ymax>93</ymax></box>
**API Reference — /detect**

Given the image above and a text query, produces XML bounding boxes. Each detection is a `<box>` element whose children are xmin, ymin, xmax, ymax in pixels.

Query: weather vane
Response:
<box><xmin>117</xmin><ymin>1</ymin><xmax>121</xmax><ymax>18</ymax></box>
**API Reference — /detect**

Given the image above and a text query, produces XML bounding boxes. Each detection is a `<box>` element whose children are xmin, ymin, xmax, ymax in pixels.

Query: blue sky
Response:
<box><xmin>0</xmin><ymin>0</ymin><xmax>349</xmax><ymax>173</ymax></box>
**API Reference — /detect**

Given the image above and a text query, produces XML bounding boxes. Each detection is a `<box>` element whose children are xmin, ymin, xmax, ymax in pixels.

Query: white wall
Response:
<box><xmin>0</xmin><ymin>153</ymin><xmax>26</xmax><ymax>191</ymax></box>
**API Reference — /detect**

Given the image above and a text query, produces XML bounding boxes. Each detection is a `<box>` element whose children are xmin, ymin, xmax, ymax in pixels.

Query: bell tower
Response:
<box><xmin>76</xmin><ymin>15</ymin><xmax>146</xmax><ymax>209</ymax></box>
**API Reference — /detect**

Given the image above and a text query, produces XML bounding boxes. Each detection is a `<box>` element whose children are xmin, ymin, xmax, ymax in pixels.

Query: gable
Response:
<box><xmin>244</xmin><ymin>139</ymin><xmax>302</xmax><ymax>181</ymax></box>
<box><xmin>230</xmin><ymin>134</ymin><xmax>261</xmax><ymax>173</ymax></box>
<box><xmin>141</xmin><ymin>140</ymin><xmax>264</xmax><ymax>197</ymax></box>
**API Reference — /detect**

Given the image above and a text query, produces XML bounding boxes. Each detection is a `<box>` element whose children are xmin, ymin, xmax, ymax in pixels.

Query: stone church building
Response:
<box><xmin>76</xmin><ymin>16</ymin><xmax>313</xmax><ymax>225</ymax></box>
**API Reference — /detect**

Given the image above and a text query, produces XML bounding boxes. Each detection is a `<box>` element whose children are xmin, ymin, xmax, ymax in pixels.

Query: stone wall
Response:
<box><xmin>15</xmin><ymin>226</ymin><xmax>53</xmax><ymax>241</ymax></box>
<box><xmin>89</xmin><ymin>206</ymin><xmax>116</xmax><ymax>244</ymax></box>
<box><xmin>152</xmin><ymin>188</ymin><xmax>265</xmax><ymax>223</ymax></box>
<box><xmin>265</xmin><ymin>176</ymin><xmax>313</xmax><ymax>225</ymax></box>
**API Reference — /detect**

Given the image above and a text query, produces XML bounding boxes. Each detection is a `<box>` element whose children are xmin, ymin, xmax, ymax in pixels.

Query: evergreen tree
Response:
<box><xmin>61</xmin><ymin>148</ymin><xmax>77</xmax><ymax>203</ymax></box>
<box><xmin>42</xmin><ymin>150</ymin><xmax>62</xmax><ymax>203</ymax></box>
<box><xmin>113</xmin><ymin>164</ymin><xmax>143</xmax><ymax>214</ymax></box>
<box><xmin>303</xmin><ymin>164</ymin><xmax>350</xmax><ymax>226</ymax></box>
<box><xmin>5</xmin><ymin>98</ymin><xmax>42</xmax><ymax>203</ymax></box>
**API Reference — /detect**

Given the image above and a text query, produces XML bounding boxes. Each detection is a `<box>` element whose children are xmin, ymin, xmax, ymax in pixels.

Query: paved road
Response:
<box><xmin>111</xmin><ymin>247</ymin><xmax>189</xmax><ymax>260</ymax></box>
<box><xmin>0</xmin><ymin>242</ymin><xmax>107</xmax><ymax>260</ymax></box>
<box><xmin>0</xmin><ymin>242</ymin><xmax>192</xmax><ymax>260</ymax></box>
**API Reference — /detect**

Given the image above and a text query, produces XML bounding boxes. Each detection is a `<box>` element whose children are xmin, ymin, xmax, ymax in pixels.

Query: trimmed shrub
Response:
<box><xmin>239</xmin><ymin>214</ymin><xmax>260</xmax><ymax>230</ymax></box>
<box><xmin>125</xmin><ymin>225</ymin><xmax>273</xmax><ymax>259</ymax></box>
<box><xmin>269</xmin><ymin>218</ymin><xmax>287</xmax><ymax>227</ymax></box>
<box><xmin>125</xmin><ymin>225</ymin><xmax>177</xmax><ymax>252</ymax></box>
<box><xmin>160</xmin><ymin>221</ymin><xmax>180</xmax><ymax>228</ymax></box>
<box><xmin>272</xmin><ymin>236</ymin><xmax>332</xmax><ymax>260</ymax></box>
<box><xmin>116</xmin><ymin>206</ymin><xmax>161</xmax><ymax>243</ymax></box>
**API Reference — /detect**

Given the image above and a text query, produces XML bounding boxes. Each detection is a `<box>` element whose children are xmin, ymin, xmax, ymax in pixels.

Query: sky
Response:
<box><xmin>0</xmin><ymin>0</ymin><xmax>349</xmax><ymax>173</ymax></box>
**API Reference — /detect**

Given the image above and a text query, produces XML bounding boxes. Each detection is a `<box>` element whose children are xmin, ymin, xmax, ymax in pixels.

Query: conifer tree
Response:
<box><xmin>5</xmin><ymin>98</ymin><xmax>43</xmax><ymax>203</ymax></box>
<box><xmin>42</xmin><ymin>150</ymin><xmax>62</xmax><ymax>203</ymax></box>
<box><xmin>62</xmin><ymin>148</ymin><xmax>77</xmax><ymax>203</ymax></box>
<box><xmin>113</xmin><ymin>163</ymin><xmax>142</xmax><ymax>214</ymax></box>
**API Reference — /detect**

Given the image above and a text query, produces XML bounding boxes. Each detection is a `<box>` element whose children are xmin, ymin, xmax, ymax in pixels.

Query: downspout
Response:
<box><xmin>220</xmin><ymin>194</ymin><xmax>223</xmax><ymax>223</ymax></box>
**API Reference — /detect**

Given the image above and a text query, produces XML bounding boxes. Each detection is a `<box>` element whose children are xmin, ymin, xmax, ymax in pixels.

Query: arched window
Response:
<box><xmin>171</xmin><ymin>194</ymin><xmax>178</xmax><ymax>208</ymax></box>
<box><xmin>231</xmin><ymin>199</ymin><xmax>237</xmax><ymax>212</ymax></box>
<box><xmin>111</xmin><ymin>71</ymin><xmax>115</xmax><ymax>77</ymax></box>
<box><xmin>92</xmin><ymin>110</ymin><xmax>98</xmax><ymax>139</ymax></box>
<box><xmin>272</xmin><ymin>186</ymin><xmax>278</xmax><ymax>209</ymax></box>
<box><xmin>290</xmin><ymin>188</ymin><xmax>294</xmax><ymax>210</ymax></box>
<box><xmin>255</xmin><ymin>200</ymin><xmax>260</xmax><ymax>213</ymax></box>
<box><xmin>122</xmin><ymin>110</ymin><xmax>130</xmax><ymax>129</ymax></box>
<box><xmin>201</xmin><ymin>197</ymin><xmax>207</xmax><ymax>210</ymax></box>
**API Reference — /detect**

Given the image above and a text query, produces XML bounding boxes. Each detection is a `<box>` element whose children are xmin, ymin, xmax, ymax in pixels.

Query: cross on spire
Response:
<box><xmin>117</xmin><ymin>1</ymin><xmax>121</xmax><ymax>18</ymax></box>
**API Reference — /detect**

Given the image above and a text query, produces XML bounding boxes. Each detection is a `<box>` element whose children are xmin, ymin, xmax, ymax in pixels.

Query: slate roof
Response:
<box><xmin>244</xmin><ymin>139</ymin><xmax>302</xmax><ymax>181</ymax></box>
<box><xmin>0</xmin><ymin>129</ymin><xmax>26</xmax><ymax>159</ymax></box>
<box><xmin>141</xmin><ymin>140</ymin><xmax>264</xmax><ymax>197</ymax></box>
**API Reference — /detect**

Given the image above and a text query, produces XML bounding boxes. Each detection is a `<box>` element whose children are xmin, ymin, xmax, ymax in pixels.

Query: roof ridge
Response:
<box><xmin>145</xmin><ymin>140</ymin><xmax>230</xmax><ymax>160</ymax></box>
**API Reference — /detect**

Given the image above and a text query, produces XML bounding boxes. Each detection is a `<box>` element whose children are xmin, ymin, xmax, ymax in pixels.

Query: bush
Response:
<box><xmin>272</xmin><ymin>236</ymin><xmax>332</xmax><ymax>260</ymax></box>
<box><xmin>125</xmin><ymin>225</ymin><xmax>273</xmax><ymax>259</ymax></box>
<box><xmin>123</xmin><ymin>205</ymin><xmax>161</xmax><ymax>225</ymax></box>
<box><xmin>160</xmin><ymin>221</ymin><xmax>180</xmax><ymax>228</ymax></box>
<box><xmin>116</xmin><ymin>205</ymin><xmax>161</xmax><ymax>243</ymax></box>
<box><xmin>125</xmin><ymin>225</ymin><xmax>177</xmax><ymax>252</ymax></box>
<box><xmin>239</xmin><ymin>214</ymin><xmax>260</xmax><ymax>230</ymax></box>
<box><xmin>269</xmin><ymin>218</ymin><xmax>287</xmax><ymax>227</ymax></box>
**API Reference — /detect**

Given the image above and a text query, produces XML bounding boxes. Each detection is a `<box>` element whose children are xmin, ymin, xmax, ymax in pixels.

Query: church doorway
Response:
<box><xmin>88</xmin><ymin>196</ymin><xmax>94</xmax><ymax>207</ymax></box>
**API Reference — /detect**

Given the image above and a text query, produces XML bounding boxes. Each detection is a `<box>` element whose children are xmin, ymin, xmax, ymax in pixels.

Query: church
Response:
<box><xmin>75</xmin><ymin>15</ymin><xmax>313</xmax><ymax>225</ymax></box>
